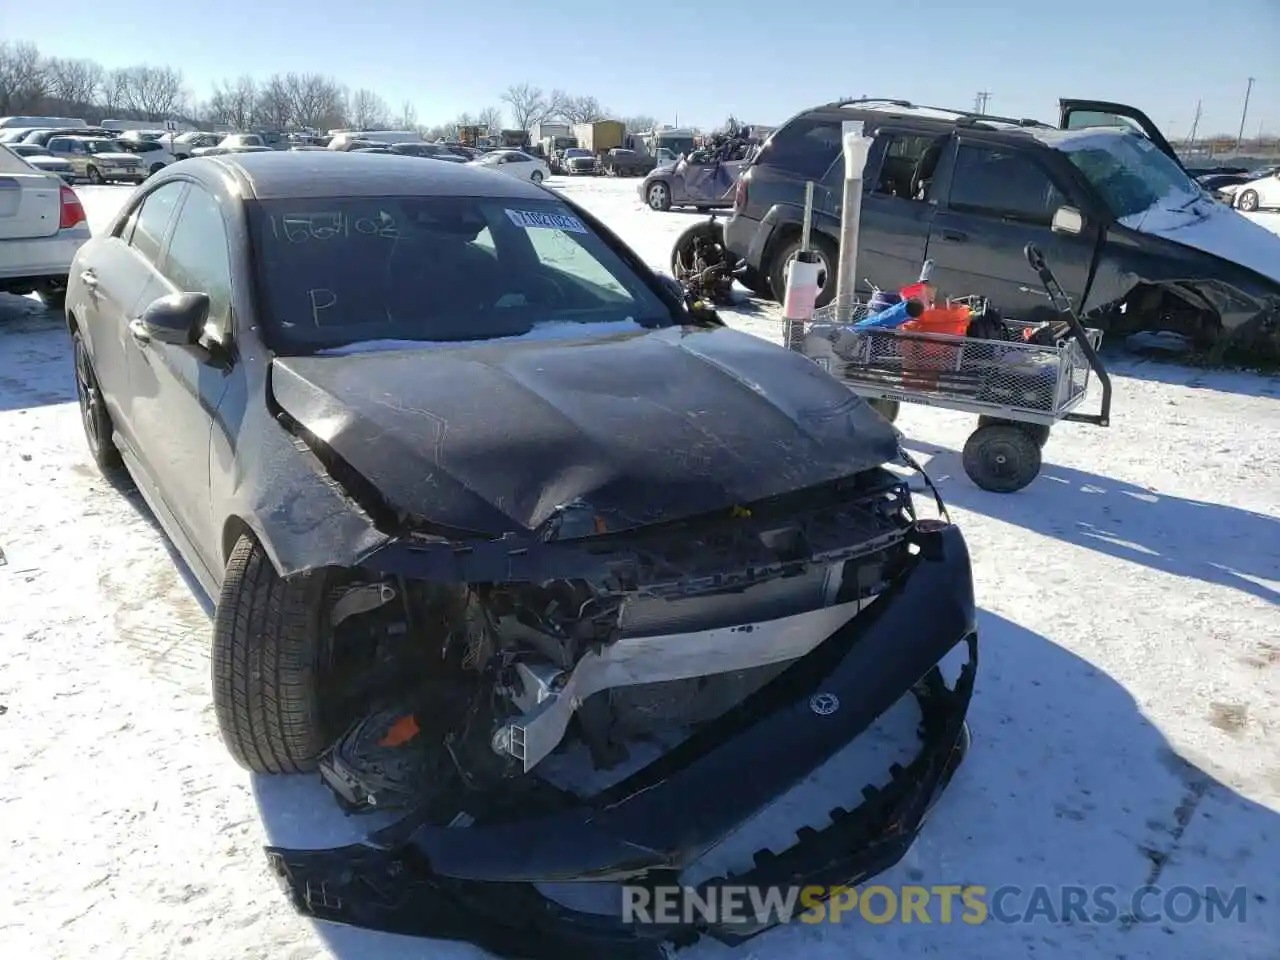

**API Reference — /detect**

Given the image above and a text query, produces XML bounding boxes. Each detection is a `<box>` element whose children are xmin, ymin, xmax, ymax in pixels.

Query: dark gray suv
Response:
<box><xmin>721</xmin><ymin>97</ymin><xmax>1280</xmax><ymax>355</ymax></box>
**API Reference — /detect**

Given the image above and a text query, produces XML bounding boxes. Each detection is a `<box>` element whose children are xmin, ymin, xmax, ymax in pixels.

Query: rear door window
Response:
<box><xmin>757</xmin><ymin>117</ymin><xmax>842</xmax><ymax>180</ymax></box>
<box><xmin>127</xmin><ymin>181</ymin><xmax>187</xmax><ymax>263</ymax></box>
<box><xmin>947</xmin><ymin>145</ymin><xmax>1067</xmax><ymax>224</ymax></box>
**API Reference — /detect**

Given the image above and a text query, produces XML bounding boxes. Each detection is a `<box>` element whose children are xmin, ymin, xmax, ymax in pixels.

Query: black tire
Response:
<box><xmin>736</xmin><ymin>264</ymin><xmax>772</xmax><ymax>298</ymax></box>
<box><xmin>670</xmin><ymin>218</ymin><xmax>726</xmax><ymax>276</ymax></box>
<box><xmin>530</xmin><ymin>169</ymin><xmax>544</xmax><ymax>184</ymax></box>
<box><xmin>1235</xmin><ymin>189</ymin><xmax>1259</xmax><ymax>212</ymax></box>
<box><xmin>86</xmin><ymin>165</ymin><xmax>103</xmax><ymax>185</ymax></box>
<box><xmin>977</xmin><ymin>415</ymin><xmax>1050</xmax><ymax>448</ymax></box>
<box><xmin>73</xmin><ymin>331</ymin><xmax>122</xmax><ymax>472</ymax></box>
<box><xmin>647</xmin><ymin>180</ymin><xmax>672</xmax><ymax>212</ymax></box>
<box><xmin>149</xmin><ymin>162</ymin><xmax>165</xmax><ymax>176</ymax></box>
<box><xmin>962</xmin><ymin>424</ymin><xmax>1042</xmax><ymax>493</ymax></box>
<box><xmin>212</xmin><ymin>534</ymin><xmax>332</xmax><ymax>774</ymax></box>
<box><xmin>867</xmin><ymin>398</ymin><xmax>901</xmax><ymax>423</ymax></box>
<box><xmin>768</xmin><ymin>234</ymin><xmax>837</xmax><ymax>308</ymax></box>
<box><xmin>37</xmin><ymin>279</ymin><xmax>67</xmax><ymax>311</ymax></box>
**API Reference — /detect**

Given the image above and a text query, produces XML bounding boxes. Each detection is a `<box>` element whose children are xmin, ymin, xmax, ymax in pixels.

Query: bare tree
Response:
<box><xmin>545</xmin><ymin>88</ymin><xmax>570</xmax><ymax>121</ymax></box>
<box><xmin>0</xmin><ymin>42</ymin><xmax>48</xmax><ymax>114</ymax></box>
<box><xmin>455</xmin><ymin>111</ymin><xmax>474</xmax><ymax>130</ymax></box>
<box><xmin>501</xmin><ymin>83</ymin><xmax>549</xmax><ymax>131</ymax></box>
<box><xmin>254</xmin><ymin>74</ymin><xmax>293</xmax><ymax>130</ymax></box>
<box><xmin>44</xmin><ymin>57</ymin><xmax>103</xmax><ymax>110</ymax></box>
<box><xmin>477</xmin><ymin>105</ymin><xmax>503</xmax><ymax>133</ymax></box>
<box><xmin>284</xmin><ymin>72</ymin><xmax>345</xmax><ymax>131</ymax></box>
<box><xmin>206</xmin><ymin>75</ymin><xmax>257</xmax><ymax>130</ymax></box>
<box><xmin>349</xmin><ymin>88</ymin><xmax>388</xmax><ymax>129</ymax></box>
<box><xmin>622</xmin><ymin>114</ymin><xmax>658</xmax><ymax>133</ymax></box>
<box><xmin>398</xmin><ymin>100</ymin><xmax>418</xmax><ymax>130</ymax></box>
<box><xmin>561</xmin><ymin>95</ymin><xmax>608</xmax><ymax>124</ymax></box>
<box><xmin>114</xmin><ymin>65</ymin><xmax>186</xmax><ymax>119</ymax></box>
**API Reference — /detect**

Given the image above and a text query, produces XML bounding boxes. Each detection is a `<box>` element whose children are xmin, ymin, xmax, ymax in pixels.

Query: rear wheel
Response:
<box><xmin>962</xmin><ymin>424</ymin><xmax>1041</xmax><ymax>493</ymax></box>
<box><xmin>977</xmin><ymin>415</ymin><xmax>1050</xmax><ymax>448</ymax></box>
<box><xmin>1235</xmin><ymin>189</ymin><xmax>1259</xmax><ymax>212</ymax></box>
<box><xmin>86</xmin><ymin>165</ymin><xmax>103</xmax><ymax>185</ymax></box>
<box><xmin>868</xmin><ymin>398</ymin><xmax>901</xmax><ymax>423</ymax></box>
<box><xmin>149</xmin><ymin>162</ymin><xmax>165</xmax><ymax>176</ymax></box>
<box><xmin>768</xmin><ymin>234</ymin><xmax>836</xmax><ymax>308</ymax></box>
<box><xmin>36</xmin><ymin>279</ymin><xmax>67</xmax><ymax>311</ymax></box>
<box><xmin>212</xmin><ymin>534</ymin><xmax>333</xmax><ymax>774</ymax></box>
<box><xmin>73</xmin><ymin>331</ymin><xmax>122</xmax><ymax>472</ymax></box>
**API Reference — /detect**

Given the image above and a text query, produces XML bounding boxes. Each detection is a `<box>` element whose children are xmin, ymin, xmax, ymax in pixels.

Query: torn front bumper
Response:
<box><xmin>266</xmin><ymin>521</ymin><xmax>977</xmax><ymax>960</ymax></box>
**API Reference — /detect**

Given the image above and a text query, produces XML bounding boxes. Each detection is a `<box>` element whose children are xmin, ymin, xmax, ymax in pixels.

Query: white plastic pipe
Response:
<box><xmin>834</xmin><ymin>124</ymin><xmax>874</xmax><ymax>324</ymax></box>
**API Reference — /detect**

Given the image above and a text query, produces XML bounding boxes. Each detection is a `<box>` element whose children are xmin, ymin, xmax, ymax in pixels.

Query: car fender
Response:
<box><xmin>209</xmin><ymin>362</ymin><xmax>390</xmax><ymax>582</ymax></box>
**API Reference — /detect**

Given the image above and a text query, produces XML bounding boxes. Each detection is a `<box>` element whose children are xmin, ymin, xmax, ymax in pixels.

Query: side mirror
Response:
<box><xmin>1051</xmin><ymin>206</ymin><xmax>1084</xmax><ymax>236</ymax></box>
<box><xmin>133</xmin><ymin>292</ymin><xmax>210</xmax><ymax>346</ymax></box>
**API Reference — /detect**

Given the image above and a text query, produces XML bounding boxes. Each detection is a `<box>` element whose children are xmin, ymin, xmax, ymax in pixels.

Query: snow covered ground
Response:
<box><xmin>1</xmin><ymin>179</ymin><xmax>1278</xmax><ymax>960</ymax></box>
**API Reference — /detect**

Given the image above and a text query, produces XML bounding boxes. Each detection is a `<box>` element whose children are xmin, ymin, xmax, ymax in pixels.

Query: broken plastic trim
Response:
<box><xmin>265</xmin><ymin>523</ymin><xmax>977</xmax><ymax>959</ymax></box>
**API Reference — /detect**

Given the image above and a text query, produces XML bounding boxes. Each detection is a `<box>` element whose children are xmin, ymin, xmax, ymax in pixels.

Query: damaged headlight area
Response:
<box><xmin>267</xmin><ymin>465</ymin><xmax>978</xmax><ymax>958</ymax></box>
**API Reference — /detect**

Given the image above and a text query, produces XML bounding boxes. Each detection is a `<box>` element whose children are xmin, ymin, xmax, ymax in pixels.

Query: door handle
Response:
<box><xmin>128</xmin><ymin>318</ymin><xmax>151</xmax><ymax>344</ymax></box>
<box><xmin>941</xmin><ymin>229</ymin><xmax>968</xmax><ymax>242</ymax></box>
<box><xmin>79</xmin><ymin>269</ymin><xmax>98</xmax><ymax>288</ymax></box>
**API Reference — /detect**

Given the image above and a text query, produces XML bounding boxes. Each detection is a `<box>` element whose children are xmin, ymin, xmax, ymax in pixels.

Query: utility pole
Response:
<box><xmin>1185</xmin><ymin>99</ymin><xmax>1202</xmax><ymax>146</ymax></box>
<box><xmin>974</xmin><ymin>91</ymin><xmax>991</xmax><ymax>115</ymax></box>
<box><xmin>1236</xmin><ymin>77</ymin><xmax>1255</xmax><ymax>150</ymax></box>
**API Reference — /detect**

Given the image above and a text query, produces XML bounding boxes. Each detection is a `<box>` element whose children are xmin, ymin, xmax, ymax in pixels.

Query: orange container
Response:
<box><xmin>900</xmin><ymin>304</ymin><xmax>971</xmax><ymax>387</ymax></box>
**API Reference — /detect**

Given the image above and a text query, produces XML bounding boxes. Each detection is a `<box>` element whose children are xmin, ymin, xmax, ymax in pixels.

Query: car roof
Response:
<box><xmin>799</xmin><ymin>98</ymin><xmax>1054</xmax><ymax>140</ymax></box>
<box><xmin>199</xmin><ymin>150</ymin><xmax>553</xmax><ymax>200</ymax></box>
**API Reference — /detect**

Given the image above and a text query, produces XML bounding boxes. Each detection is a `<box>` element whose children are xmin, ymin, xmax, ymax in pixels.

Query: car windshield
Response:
<box><xmin>1060</xmin><ymin>132</ymin><xmax>1201</xmax><ymax>221</ymax></box>
<box><xmin>83</xmin><ymin>139</ymin><xmax>123</xmax><ymax>154</ymax></box>
<box><xmin>248</xmin><ymin>194</ymin><xmax>675</xmax><ymax>353</ymax></box>
<box><xmin>565</xmin><ymin>149</ymin><xmax>591</xmax><ymax>158</ymax></box>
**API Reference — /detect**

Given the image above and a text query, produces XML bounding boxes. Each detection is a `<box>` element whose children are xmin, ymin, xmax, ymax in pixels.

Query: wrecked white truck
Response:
<box><xmin>66</xmin><ymin>151</ymin><xmax>976</xmax><ymax>959</ymax></box>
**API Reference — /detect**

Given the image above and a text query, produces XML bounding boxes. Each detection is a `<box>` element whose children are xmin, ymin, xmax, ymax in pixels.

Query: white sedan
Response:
<box><xmin>468</xmin><ymin>149</ymin><xmax>550</xmax><ymax>184</ymax></box>
<box><xmin>0</xmin><ymin>145</ymin><xmax>91</xmax><ymax>309</ymax></box>
<box><xmin>1228</xmin><ymin>167</ymin><xmax>1280</xmax><ymax>212</ymax></box>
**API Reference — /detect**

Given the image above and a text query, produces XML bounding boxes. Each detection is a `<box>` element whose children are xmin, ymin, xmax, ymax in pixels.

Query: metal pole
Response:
<box><xmin>781</xmin><ymin>181</ymin><xmax>819</xmax><ymax>352</ymax></box>
<box><xmin>1237</xmin><ymin>77</ymin><xmax>1255</xmax><ymax>151</ymax></box>
<box><xmin>834</xmin><ymin>122</ymin><xmax>873</xmax><ymax>325</ymax></box>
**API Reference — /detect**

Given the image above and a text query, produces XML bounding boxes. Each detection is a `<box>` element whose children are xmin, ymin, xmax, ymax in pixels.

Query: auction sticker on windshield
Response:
<box><xmin>505</xmin><ymin>209</ymin><xmax>588</xmax><ymax>234</ymax></box>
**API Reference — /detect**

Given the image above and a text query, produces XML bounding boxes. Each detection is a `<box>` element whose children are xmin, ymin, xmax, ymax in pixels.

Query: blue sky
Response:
<box><xmin>5</xmin><ymin>0</ymin><xmax>1277</xmax><ymax>136</ymax></box>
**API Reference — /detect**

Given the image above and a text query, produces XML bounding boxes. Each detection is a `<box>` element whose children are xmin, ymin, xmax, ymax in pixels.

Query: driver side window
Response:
<box><xmin>127</xmin><ymin>182</ymin><xmax>186</xmax><ymax>264</ymax></box>
<box><xmin>162</xmin><ymin>186</ymin><xmax>234</xmax><ymax>338</ymax></box>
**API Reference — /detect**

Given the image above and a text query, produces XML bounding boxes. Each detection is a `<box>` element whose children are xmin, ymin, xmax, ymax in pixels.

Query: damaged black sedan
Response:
<box><xmin>66</xmin><ymin>151</ymin><xmax>976</xmax><ymax>959</ymax></box>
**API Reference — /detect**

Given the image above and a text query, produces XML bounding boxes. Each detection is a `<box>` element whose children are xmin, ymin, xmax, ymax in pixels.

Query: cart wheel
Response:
<box><xmin>977</xmin><ymin>415</ymin><xmax>1050</xmax><ymax>448</ymax></box>
<box><xmin>868</xmin><ymin>398</ymin><xmax>900</xmax><ymax>423</ymax></box>
<box><xmin>963</xmin><ymin>424</ymin><xmax>1042</xmax><ymax>493</ymax></box>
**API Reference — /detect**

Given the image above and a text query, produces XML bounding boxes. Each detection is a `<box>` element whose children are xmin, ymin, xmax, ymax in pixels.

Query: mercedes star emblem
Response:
<box><xmin>809</xmin><ymin>692</ymin><xmax>840</xmax><ymax>716</ymax></box>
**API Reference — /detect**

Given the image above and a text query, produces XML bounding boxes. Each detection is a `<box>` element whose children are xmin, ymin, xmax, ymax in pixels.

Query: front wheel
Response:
<box><xmin>212</xmin><ymin>534</ymin><xmax>333</xmax><ymax>774</ymax></box>
<box><xmin>86</xmin><ymin>165</ymin><xmax>103</xmax><ymax>184</ymax></box>
<box><xmin>530</xmin><ymin>169</ymin><xmax>545</xmax><ymax>184</ymax></box>
<box><xmin>647</xmin><ymin>181</ymin><xmax>672</xmax><ymax>212</ymax></box>
<box><xmin>1236</xmin><ymin>189</ymin><xmax>1260</xmax><ymax>212</ymax></box>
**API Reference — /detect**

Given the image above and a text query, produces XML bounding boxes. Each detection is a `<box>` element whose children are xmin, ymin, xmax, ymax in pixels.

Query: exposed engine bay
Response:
<box><xmin>310</xmin><ymin>470</ymin><xmax>918</xmax><ymax>818</ymax></box>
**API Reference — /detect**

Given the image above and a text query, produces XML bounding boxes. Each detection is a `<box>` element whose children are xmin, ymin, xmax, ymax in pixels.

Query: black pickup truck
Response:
<box><xmin>718</xmin><ymin>98</ymin><xmax>1280</xmax><ymax>357</ymax></box>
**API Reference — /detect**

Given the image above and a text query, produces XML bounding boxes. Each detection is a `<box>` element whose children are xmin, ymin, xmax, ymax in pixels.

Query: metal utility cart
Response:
<box><xmin>796</xmin><ymin>243</ymin><xmax>1112</xmax><ymax>493</ymax></box>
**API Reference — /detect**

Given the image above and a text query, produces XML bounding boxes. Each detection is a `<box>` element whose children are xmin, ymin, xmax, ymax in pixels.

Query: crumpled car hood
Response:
<box><xmin>269</xmin><ymin>325</ymin><xmax>900</xmax><ymax>537</ymax></box>
<box><xmin>1121</xmin><ymin>195</ymin><xmax>1280</xmax><ymax>286</ymax></box>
